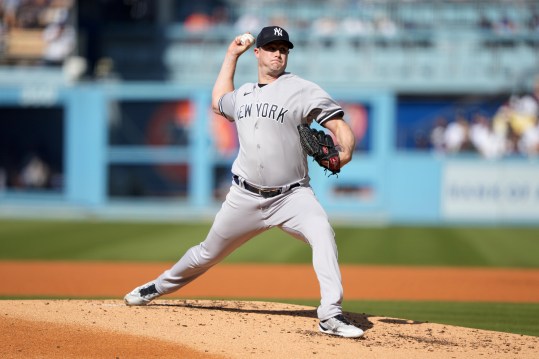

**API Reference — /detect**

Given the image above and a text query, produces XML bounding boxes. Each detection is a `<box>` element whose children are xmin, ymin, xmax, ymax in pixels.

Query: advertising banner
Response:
<box><xmin>442</xmin><ymin>162</ymin><xmax>539</xmax><ymax>220</ymax></box>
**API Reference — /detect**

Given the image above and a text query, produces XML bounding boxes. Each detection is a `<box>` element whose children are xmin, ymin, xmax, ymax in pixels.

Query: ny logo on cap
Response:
<box><xmin>274</xmin><ymin>27</ymin><xmax>283</xmax><ymax>36</ymax></box>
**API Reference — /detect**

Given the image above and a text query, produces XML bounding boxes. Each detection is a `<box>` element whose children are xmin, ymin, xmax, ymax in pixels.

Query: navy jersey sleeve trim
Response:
<box><xmin>218</xmin><ymin>96</ymin><xmax>227</xmax><ymax>119</ymax></box>
<box><xmin>317</xmin><ymin>110</ymin><xmax>344</xmax><ymax>126</ymax></box>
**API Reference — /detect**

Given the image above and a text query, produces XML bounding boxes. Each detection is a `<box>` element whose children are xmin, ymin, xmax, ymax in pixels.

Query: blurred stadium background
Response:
<box><xmin>0</xmin><ymin>0</ymin><xmax>539</xmax><ymax>225</ymax></box>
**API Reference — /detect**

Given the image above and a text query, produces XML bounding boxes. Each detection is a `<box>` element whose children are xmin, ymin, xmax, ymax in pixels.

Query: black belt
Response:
<box><xmin>233</xmin><ymin>175</ymin><xmax>300</xmax><ymax>198</ymax></box>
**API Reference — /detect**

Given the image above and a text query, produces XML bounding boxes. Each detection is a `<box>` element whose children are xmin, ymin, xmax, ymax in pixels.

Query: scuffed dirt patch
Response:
<box><xmin>1</xmin><ymin>300</ymin><xmax>538</xmax><ymax>359</ymax></box>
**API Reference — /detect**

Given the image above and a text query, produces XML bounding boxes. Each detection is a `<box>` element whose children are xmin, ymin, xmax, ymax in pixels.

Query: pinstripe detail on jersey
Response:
<box><xmin>318</xmin><ymin>109</ymin><xmax>345</xmax><ymax>125</ymax></box>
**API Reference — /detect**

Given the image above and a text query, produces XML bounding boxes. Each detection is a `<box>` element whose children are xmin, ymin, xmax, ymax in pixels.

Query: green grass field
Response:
<box><xmin>1</xmin><ymin>219</ymin><xmax>538</xmax><ymax>267</ymax></box>
<box><xmin>1</xmin><ymin>219</ymin><xmax>538</xmax><ymax>336</ymax></box>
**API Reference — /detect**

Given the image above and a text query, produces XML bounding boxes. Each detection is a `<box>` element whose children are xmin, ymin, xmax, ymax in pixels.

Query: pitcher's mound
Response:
<box><xmin>1</xmin><ymin>300</ymin><xmax>537</xmax><ymax>358</ymax></box>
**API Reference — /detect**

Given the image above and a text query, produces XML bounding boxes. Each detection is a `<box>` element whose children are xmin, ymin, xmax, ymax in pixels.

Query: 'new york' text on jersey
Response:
<box><xmin>218</xmin><ymin>73</ymin><xmax>344</xmax><ymax>187</ymax></box>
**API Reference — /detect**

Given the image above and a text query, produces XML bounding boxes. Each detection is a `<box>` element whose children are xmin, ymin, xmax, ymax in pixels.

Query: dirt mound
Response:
<box><xmin>1</xmin><ymin>300</ymin><xmax>537</xmax><ymax>358</ymax></box>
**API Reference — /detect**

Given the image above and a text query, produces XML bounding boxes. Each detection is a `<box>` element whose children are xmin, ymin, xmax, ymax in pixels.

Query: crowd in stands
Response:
<box><xmin>478</xmin><ymin>9</ymin><xmax>539</xmax><ymax>34</ymax></box>
<box><xmin>0</xmin><ymin>0</ymin><xmax>75</xmax><ymax>65</ymax></box>
<box><xmin>429</xmin><ymin>77</ymin><xmax>539</xmax><ymax>159</ymax></box>
<box><xmin>176</xmin><ymin>0</ymin><xmax>539</xmax><ymax>37</ymax></box>
<box><xmin>1</xmin><ymin>0</ymin><xmax>73</xmax><ymax>31</ymax></box>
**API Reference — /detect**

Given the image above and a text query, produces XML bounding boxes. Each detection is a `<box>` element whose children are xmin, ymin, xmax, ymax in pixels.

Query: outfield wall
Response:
<box><xmin>1</xmin><ymin>83</ymin><xmax>538</xmax><ymax>225</ymax></box>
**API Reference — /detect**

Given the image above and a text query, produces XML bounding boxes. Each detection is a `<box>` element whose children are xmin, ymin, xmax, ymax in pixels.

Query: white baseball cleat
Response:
<box><xmin>319</xmin><ymin>314</ymin><xmax>364</xmax><ymax>338</ymax></box>
<box><xmin>124</xmin><ymin>281</ymin><xmax>162</xmax><ymax>306</ymax></box>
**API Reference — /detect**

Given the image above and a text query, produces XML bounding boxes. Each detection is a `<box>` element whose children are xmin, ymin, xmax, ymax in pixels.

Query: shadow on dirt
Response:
<box><xmin>378</xmin><ymin>318</ymin><xmax>424</xmax><ymax>325</ymax></box>
<box><xmin>153</xmin><ymin>300</ymin><xmax>374</xmax><ymax>332</ymax></box>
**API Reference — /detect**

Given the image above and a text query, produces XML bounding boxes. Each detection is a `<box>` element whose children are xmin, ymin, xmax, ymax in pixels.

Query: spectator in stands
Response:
<box><xmin>520</xmin><ymin>76</ymin><xmax>539</xmax><ymax>117</ymax></box>
<box><xmin>42</xmin><ymin>19</ymin><xmax>75</xmax><ymax>66</ymax></box>
<box><xmin>516</xmin><ymin>76</ymin><xmax>539</xmax><ymax>156</ymax></box>
<box><xmin>1</xmin><ymin>0</ymin><xmax>20</xmax><ymax>29</ymax></box>
<box><xmin>469</xmin><ymin>112</ymin><xmax>506</xmax><ymax>159</ymax></box>
<box><xmin>492</xmin><ymin>80</ymin><xmax>539</xmax><ymax>153</ymax></box>
<box><xmin>469</xmin><ymin>113</ymin><xmax>489</xmax><ymax>150</ymax></box>
<box><xmin>20</xmin><ymin>153</ymin><xmax>50</xmax><ymax>189</ymax></box>
<box><xmin>430</xmin><ymin>116</ymin><xmax>447</xmax><ymax>153</ymax></box>
<box><xmin>518</xmin><ymin>118</ymin><xmax>539</xmax><ymax>156</ymax></box>
<box><xmin>491</xmin><ymin>77</ymin><xmax>539</xmax><ymax>157</ymax></box>
<box><xmin>443</xmin><ymin>113</ymin><xmax>470</xmax><ymax>154</ymax></box>
<box><xmin>17</xmin><ymin>0</ymin><xmax>49</xmax><ymax>29</ymax></box>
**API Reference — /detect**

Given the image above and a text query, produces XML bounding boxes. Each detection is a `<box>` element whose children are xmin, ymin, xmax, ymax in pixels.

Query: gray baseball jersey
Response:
<box><xmin>218</xmin><ymin>72</ymin><xmax>344</xmax><ymax>187</ymax></box>
<box><xmin>153</xmin><ymin>72</ymin><xmax>346</xmax><ymax>321</ymax></box>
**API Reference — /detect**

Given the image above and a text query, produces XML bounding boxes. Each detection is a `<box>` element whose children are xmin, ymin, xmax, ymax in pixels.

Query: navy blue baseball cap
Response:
<box><xmin>256</xmin><ymin>26</ymin><xmax>294</xmax><ymax>49</ymax></box>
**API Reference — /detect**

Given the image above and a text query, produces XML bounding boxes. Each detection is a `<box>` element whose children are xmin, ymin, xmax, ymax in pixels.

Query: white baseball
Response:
<box><xmin>240</xmin><ymin>33</ymin><xmax>255</xmax><ymax>46</ymax></box>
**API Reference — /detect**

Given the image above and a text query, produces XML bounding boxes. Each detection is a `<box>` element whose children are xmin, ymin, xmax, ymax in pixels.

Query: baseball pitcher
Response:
<box><xmin>124</xmin><ymin>26</ymin><xmax>363</xmax><ymax>338</ymax></box>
